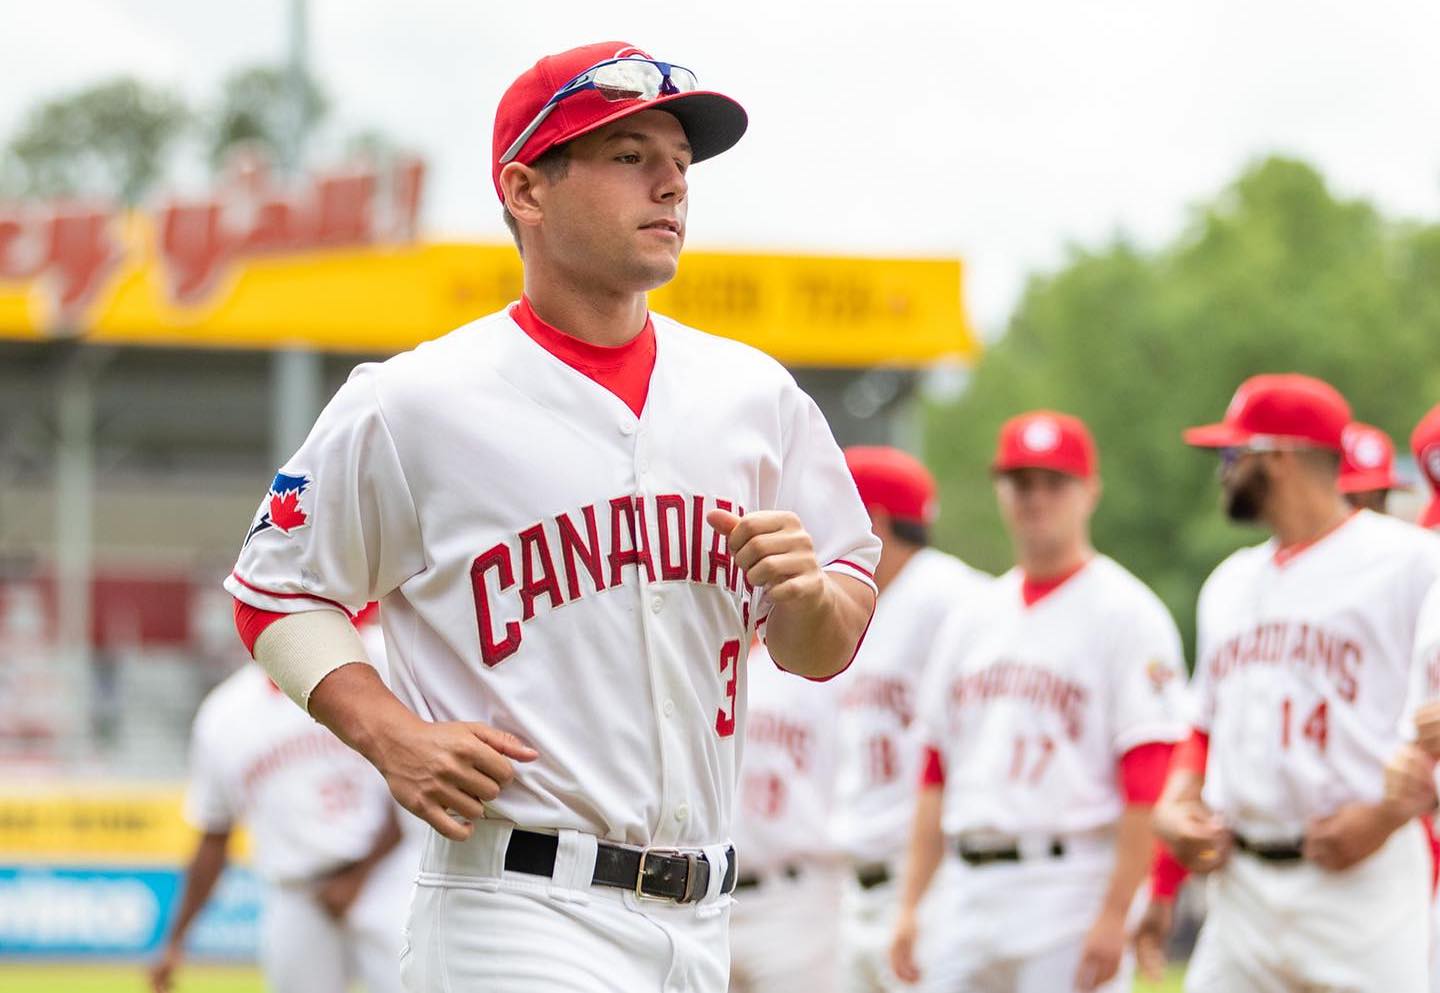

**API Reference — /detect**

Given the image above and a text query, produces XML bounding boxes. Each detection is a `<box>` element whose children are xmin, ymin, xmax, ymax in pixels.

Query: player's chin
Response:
<box><xmin>623</xmin><ymin>252</ymin><xmax>681</xmax><ymax>291</ymax></box>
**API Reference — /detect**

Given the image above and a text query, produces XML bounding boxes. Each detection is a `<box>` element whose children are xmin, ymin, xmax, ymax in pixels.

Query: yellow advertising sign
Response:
<box><xmin>0</xmin><ymin>785</ymin><xmax>250</xmax><ymax>865</ymax></box>
<box><xmin>0</xmin><ymin>211</ymin><xmax>977</xmax><ymax>366</ymax></box>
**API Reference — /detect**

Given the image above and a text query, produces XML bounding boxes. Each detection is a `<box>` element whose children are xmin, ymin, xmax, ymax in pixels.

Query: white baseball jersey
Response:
<box><xmin>919</xmin><ymin>556</ymin><xmax>1187</xmax><ymax>838</ymax></box>
<box><xmin>830</xmin><ymin>548</ymin><xmax>989</xmax><ymax>865</ymax></box>
<box><xmin>185</xmin><ymin>664</ymin><xmax>398</xmax><ymax>884</ymax></box>
<box><xmin>730</xmin><ymin>640</ymin><xmax>840</xmax><ymax>875</ymax></box>
<box><xmin>225</xmin><ymin>306</ymin><xmax>880</xmax><ymax>851</ymax></box>
<box><xmin>1403</xmin><ymin>581</ymin><xmax>1440</xmax><ymax>724</ymax></box>
<box><xmin>1191</xmin><ymin>510</ymin><xmax>1440</xmax><ymax>837</ymax></box>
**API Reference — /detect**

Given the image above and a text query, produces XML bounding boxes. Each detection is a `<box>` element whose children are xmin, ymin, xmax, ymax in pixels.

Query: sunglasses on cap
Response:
<box><xmin>498</xmin><ymin>57</ymin><xmax>701</xmax><ymax>167</ymax></box>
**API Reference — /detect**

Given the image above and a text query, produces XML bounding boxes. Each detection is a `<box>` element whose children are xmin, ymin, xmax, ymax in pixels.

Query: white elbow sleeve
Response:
<box><xmin>252</xmin><ymin>609</ymin><xmax>372</xmax><ymax>711</ymax></box>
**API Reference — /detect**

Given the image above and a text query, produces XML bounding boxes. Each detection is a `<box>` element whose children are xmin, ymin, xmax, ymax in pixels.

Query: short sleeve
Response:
<box><xmin>773</xmin><ymin>381</ymin><xmax>881</xmax><ymax>592</ymax></box>
<box><xmin>1187</xmin><ymin>573</ymin><xmax>1222</xmax><ymax>733</ymax></box>
<box><xmin>183</xmin><ymin>716</ymin><xmax>236</xmax><ymax>832</ymax></box>
<box><xmin>224</xmin><ymin>366</ymin><xmax>424</xmax><ymax>617</ymax></box>
<box><xmin>1107</xmin><ymin>591</ymin><xmax>1189</xmax><ymax>755</ymax></box>
<box><xmin>1403</xmin><ymin>583</ymin><xmax>1440</xmax><ymax>730</ymax></box>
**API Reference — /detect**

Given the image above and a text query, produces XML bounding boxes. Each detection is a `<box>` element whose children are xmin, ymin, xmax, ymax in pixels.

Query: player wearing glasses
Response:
<box><xmin>1146</xmin><ymin>374</ymin><xmax>1440</xmax><ymax>992</ymax></box>
<box><xmin>225</xmin><ymin>41</ymin><xmax>880</xmax><ymax>993</ymax></box>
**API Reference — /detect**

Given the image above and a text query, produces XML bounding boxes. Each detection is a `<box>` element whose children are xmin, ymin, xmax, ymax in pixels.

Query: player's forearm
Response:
<box><xmin>1152</xmin><ymin>769</ymin><xmax>1204</xmax><ymax>844</ymax></box>
<box><xmin>358</xmin><ymin>805</ymin><xmax>405</xmax><ymax>869</ymax></box>
<box><xmin>764</xmin><ymin>573</ymin><xmax>874</xmax><ymax>679</ymax></box>
<box><xmin>897</xmin><ymin>786</ymin><xmax>945</xmax><ymax>915</ymax></box>
<box><xmin>307</xmin><ymin>661</ymin><xmax>424</xmax><ymax>768</ymax></box>
<box><xmin>164</xmin><ymin>832</ymin><xmax>230</xmax><ymax>949</ymax></box>
<box><xmin>1097</xmin><ymin>804</ymin><xmax>1154</xmax><ymax>920</ymax></box>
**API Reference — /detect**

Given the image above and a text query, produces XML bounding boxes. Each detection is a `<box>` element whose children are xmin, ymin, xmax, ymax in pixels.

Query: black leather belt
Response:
<box><xmin>1233</xmin><ymin>833</ymin><xmax>1305</xmax><ymax>863</ymax></box>
<box><xmin>957</xmin><ymin>838</ymin><xmax>1066</xmax><ymax>866</ymax></box>
<box><xmin>854</xmin><ymin>862</ymin><xmax>891</xmax><ymax>889</ymax></box>
<box><xmin>734</xmin><ymin>862</ymin><xmax>803</xmax><ymax>891</ymax></box>
<box><xmin>503</xmin><ymin>829</ymin><xmax>736</xmax><ymax>903</ymax></box>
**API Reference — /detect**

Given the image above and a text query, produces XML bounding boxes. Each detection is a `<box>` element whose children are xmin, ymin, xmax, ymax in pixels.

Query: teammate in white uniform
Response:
<box><xmin>149</xmin><ymin>611</ymin><xmax>417</xmax><ymax>993</ymax></box>
<box><xmin>828</xmin><ymin>446</ymin><xmax>989</xmax><ymax>993</ymax></box>
<box><xmin>224</xmin><ymin>41</ymin><xmax>880</xmax><ymax>993</ymax></box>
<box><xmin>728</xmin><ymin>638</ymin><xmax>844</xmax><ymax>993</ymax></box>
<box><xmin>891</xmin><ymin>411</ymin><xmax>1187</xmax><ymax>993</ymax></box>
<box><xmin>1155</xmin><ymin>374</ymin><xmax>1440</xmax><ymax>993</ymax></box>
<box><xmin>1339</xmin><ymin>421</ymin><xmax>1407</xmax><ymax>515</ymax></box>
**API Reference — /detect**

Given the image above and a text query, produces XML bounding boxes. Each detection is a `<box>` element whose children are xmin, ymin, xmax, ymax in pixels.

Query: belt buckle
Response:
<box><xmin>634</xmin><ymin>847</ymin><xmax>697</xmax><ymax>903</ymax></box>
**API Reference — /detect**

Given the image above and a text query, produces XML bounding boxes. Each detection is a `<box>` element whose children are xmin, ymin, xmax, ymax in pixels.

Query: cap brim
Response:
<box><xmin>1183</xmin><ymin>423</ymin><xmax>1251</xmax><ymax>448</ymax></box>
<box><xmin>990</xmin><ymin>457</ymin><xmax>1089</xmax><ymax>479</ymax></box>
<box><xmin>539</xmin><ymin>90</ymin><xmax>748</xmax><ymax>165</ymax></box>
<box><xmin>1423</xmin><ymin>498</ymin><xmax>1440</xmax><ymax>530</ymax></box>
<box><xmin>1338</xmin><ymin>470</ymin><xmax>1406</xmax><ymax>494</ymax></box>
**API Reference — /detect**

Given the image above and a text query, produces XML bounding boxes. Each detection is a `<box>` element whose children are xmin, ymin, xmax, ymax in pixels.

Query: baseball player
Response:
<box><xmin>1153</xmin><ymin>373</ymin><xmax>1440</xmax><ymax>993</ymax></box>
<box><xmin>1339</xmin><ymin>421</ymin><xmax>1407</xmax><ymax>514</ymax></box>
<box><xmin>890</xmin><ymin>411</ymin><xmax>1188</xmax><ymax>993</ymax></box>
<box><xmin>1415</xmin><ymin>403</ymin><xmax>1440</xmax><ymax>530</ymax></box>
<box><xmin>728</xmin><ymin>637</ymin><xmax>844</xmax><ymax>993</ymax></box>
<box><xmin>829</xmin><ymin>446</ymin><xmax>989</xmax><ymax>993</ymax></box>
<box><xmin>224</xmin><ymin>41</ymin><xmax>880</xmax><ymax>993</ymax></box>
<box><xmin>149</xmin><ymin>611</ymin><xmax>418</xmax><ymax>993</ymax></box>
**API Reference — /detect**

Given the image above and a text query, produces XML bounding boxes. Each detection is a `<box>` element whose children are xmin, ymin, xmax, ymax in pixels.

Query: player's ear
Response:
<box><xmin>500</xmin><ymin>162</ymin><xmax>546</xmax><ymax>229</ymax></box>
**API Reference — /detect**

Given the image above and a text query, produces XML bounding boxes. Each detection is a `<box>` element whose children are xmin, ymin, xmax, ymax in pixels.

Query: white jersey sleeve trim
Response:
<box><xmin>226</xmin><ymin>570</ymin><xmax>359</xmax><ymax>618</ymax></box>
<box><xmin>1114</xmin><ymin>719</ymin><xmax>1189</xmax><ymax>756</ymax></box>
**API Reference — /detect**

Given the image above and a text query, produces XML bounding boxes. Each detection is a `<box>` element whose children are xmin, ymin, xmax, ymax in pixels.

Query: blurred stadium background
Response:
<box><xmin>3</xmin><ymin>1</ymin><xmax>1439</xmax><ymax>990</ymax></box>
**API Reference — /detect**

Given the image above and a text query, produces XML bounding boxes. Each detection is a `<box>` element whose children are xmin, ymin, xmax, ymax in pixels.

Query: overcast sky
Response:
<box><xmin>7</xmin><ymin>0</ymin><xmax>1440</xmax><ymax>333</ymax></box>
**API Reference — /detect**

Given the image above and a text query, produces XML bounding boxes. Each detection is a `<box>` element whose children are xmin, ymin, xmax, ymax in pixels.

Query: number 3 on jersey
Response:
<box><xmin>716</xmin><ymin>638</ymin><xmax>740</xmax><ymax>737</ymax></box>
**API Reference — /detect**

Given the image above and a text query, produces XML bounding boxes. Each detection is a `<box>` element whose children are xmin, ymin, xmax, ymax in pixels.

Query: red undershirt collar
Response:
<box><xmin>509</xmin><ymin>296</ymin><xmax>657</xmax><ymax>418</ymax></box>
<box><xmin>1021</xmin><ymin>558</ymin><xmax>1092</xmax><ymax>607</ymax></box>
<box><xmin>1272</xmin><ymin>509</ymin><xmax>1359</xmax><ymax>567</ymax></box>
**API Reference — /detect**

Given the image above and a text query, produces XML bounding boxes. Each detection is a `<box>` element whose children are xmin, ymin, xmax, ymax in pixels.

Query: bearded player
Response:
<box><xmin>891</xmin><ymin>411</ymin><xmax>1187</xmax><ymax>993</ymax></box>
<box><xmin>224</xmin><ymin>42</ymin><xmax>879</xmax><ymax>993</ymax></box>
<box><xmin>1155</xmin><ymin>374</ymin><xmax>1440</xmax><ymax>992</ymax></box>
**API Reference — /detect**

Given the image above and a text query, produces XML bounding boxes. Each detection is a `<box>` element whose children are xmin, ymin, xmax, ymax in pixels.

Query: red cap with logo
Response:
<box><xmin>1413</xmin><ymin>403</ymin><xmax>1440</xmax><ymax>529</ymax></box>
<box><xmin>992</xmin><ymin>411</ymin><xmax>1098</xmax><ymax>479</ymax></box>
<box><xmin>1338</xmin><ymin>422</ymin><xmax>1405</xmax><ymax>494</ymax></box>
<box><xmin>844</xmin><ymin>446</ymin><xmax>939</xmax><ymax>525</ymax></box>
<box><xmin>1184</xmin><ymin>374</ymin><xmax>1350</xmax><ymax>451</ymax></box>
<box><xmin>492</xmin><ymin>42</ymin><xmax>748</xmax><ymax>202</ymax></box>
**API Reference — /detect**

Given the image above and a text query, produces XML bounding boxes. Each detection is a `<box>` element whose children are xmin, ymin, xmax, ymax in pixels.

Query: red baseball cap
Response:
<box><xmin>844</xmin><ymin>446</ymin><xmax>939</xmax><ymax>525</ymax></box>
<box><xmin>1413</xmin><ymin>403</ymin><xmax>1440</xmax><ymax>529</ymax></box>
<box><xmin>1184</xmin><ymin>374</ymin><xmax>1350</xmax><ymax>452</ymax></box>
<box><xmin>1338</xmin><ymin>422</ymin><xmax>1405</xmax><ymax>494</ymax></box>
<box><xmin>492</xmin><ymin>42</ymin><xmax>748</xmax><ymax>202</ymax></box>
<box><xmin>992</xmin><ymin>411</ymin><xmax>1098</xmax><ymax>479</ymax></box>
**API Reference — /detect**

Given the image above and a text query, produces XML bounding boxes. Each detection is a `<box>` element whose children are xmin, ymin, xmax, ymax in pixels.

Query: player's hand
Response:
<box><xmin>1074</xmin><ymin>907</ymin><xmax>1126</xmax><ymax>991</ymax></box>
<box><xmin>1415</xmin><ymin>702</ymin><xmax>1440</xmax><ymax>760</ymax></box>
<box><xmin>1154</xmin><ymin>800</ymin><xmax>1232</xmax><ymax>874</ymax></box>
<box><xmin>1133</xmin><ymin>897</ymin><xmax>1175</xmax><ymax>983</ymax></box>
<box><xmin>889</xmin><ymin>907</ymin><xmax>922</xmax><ymax>984</ymax></box>
<box><xmin>373</xmin><ymin>716</ymin><xmax>538</xmax><ymax>842</ymax></box>
<box><xmin>1384</xmin><ymin>743</ymin><xmax>1437</xmax><ymax>817</ymax></box>
<box><xmin>148</xmin><ymin>943</ymin><xmax>181</xmax><ymax>993</ymax></box>
<box><xmin>315</xmin><ymin>860</ymin><xmax>370</xmax><ymax>920</ymax></box>
<box><xmin>707</xmin><ymin>509</ymin><xmax>824</xmax><ymax>606</ymax></box>
<box><xmin>1304</xmin><ymin>800</ymin><xmax>1407</xmax><ymax>872</ymax></box>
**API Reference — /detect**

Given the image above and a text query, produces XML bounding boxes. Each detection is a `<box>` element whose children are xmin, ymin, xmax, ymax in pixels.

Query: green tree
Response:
<box><xmin>925</xmin><ymin>157</ymin><xmax>1440</xmax><ymax>655</ymax></box>
<box><xmin>206</xmin><ymin>65</ymin><xmax>328</xmax><ymax>169</ymax></box>
<box><xmin>1</xmin><ymin>78</ymin><xmax>188</xmax><ymax>204</ymax></box>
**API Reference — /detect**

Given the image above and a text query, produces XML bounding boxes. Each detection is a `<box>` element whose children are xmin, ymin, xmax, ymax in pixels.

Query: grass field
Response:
<box><xmin>0</xmin><ymin>963</ymin><xmax>1188</xmax><ymax>992</ymax></box>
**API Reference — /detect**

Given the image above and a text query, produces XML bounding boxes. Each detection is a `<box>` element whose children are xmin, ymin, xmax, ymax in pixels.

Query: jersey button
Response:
<box><xmin>650</xmin><ymin>595</ymin><xmax>663</xmax><ymax>614</ymax></box>
<box><xmin>662</xmin><ymin>699</ymin><xmax>675</xmax><ymax>717</ymax></box>
<box><xmin>620</xmin><ymin>420</ymin><xmax>637</xmax><ymax>436</ymax></box>
<box><xmin>674</xmin><ymin>804</ymin><xmax>689</xmax><ymax>822</ymax></box>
